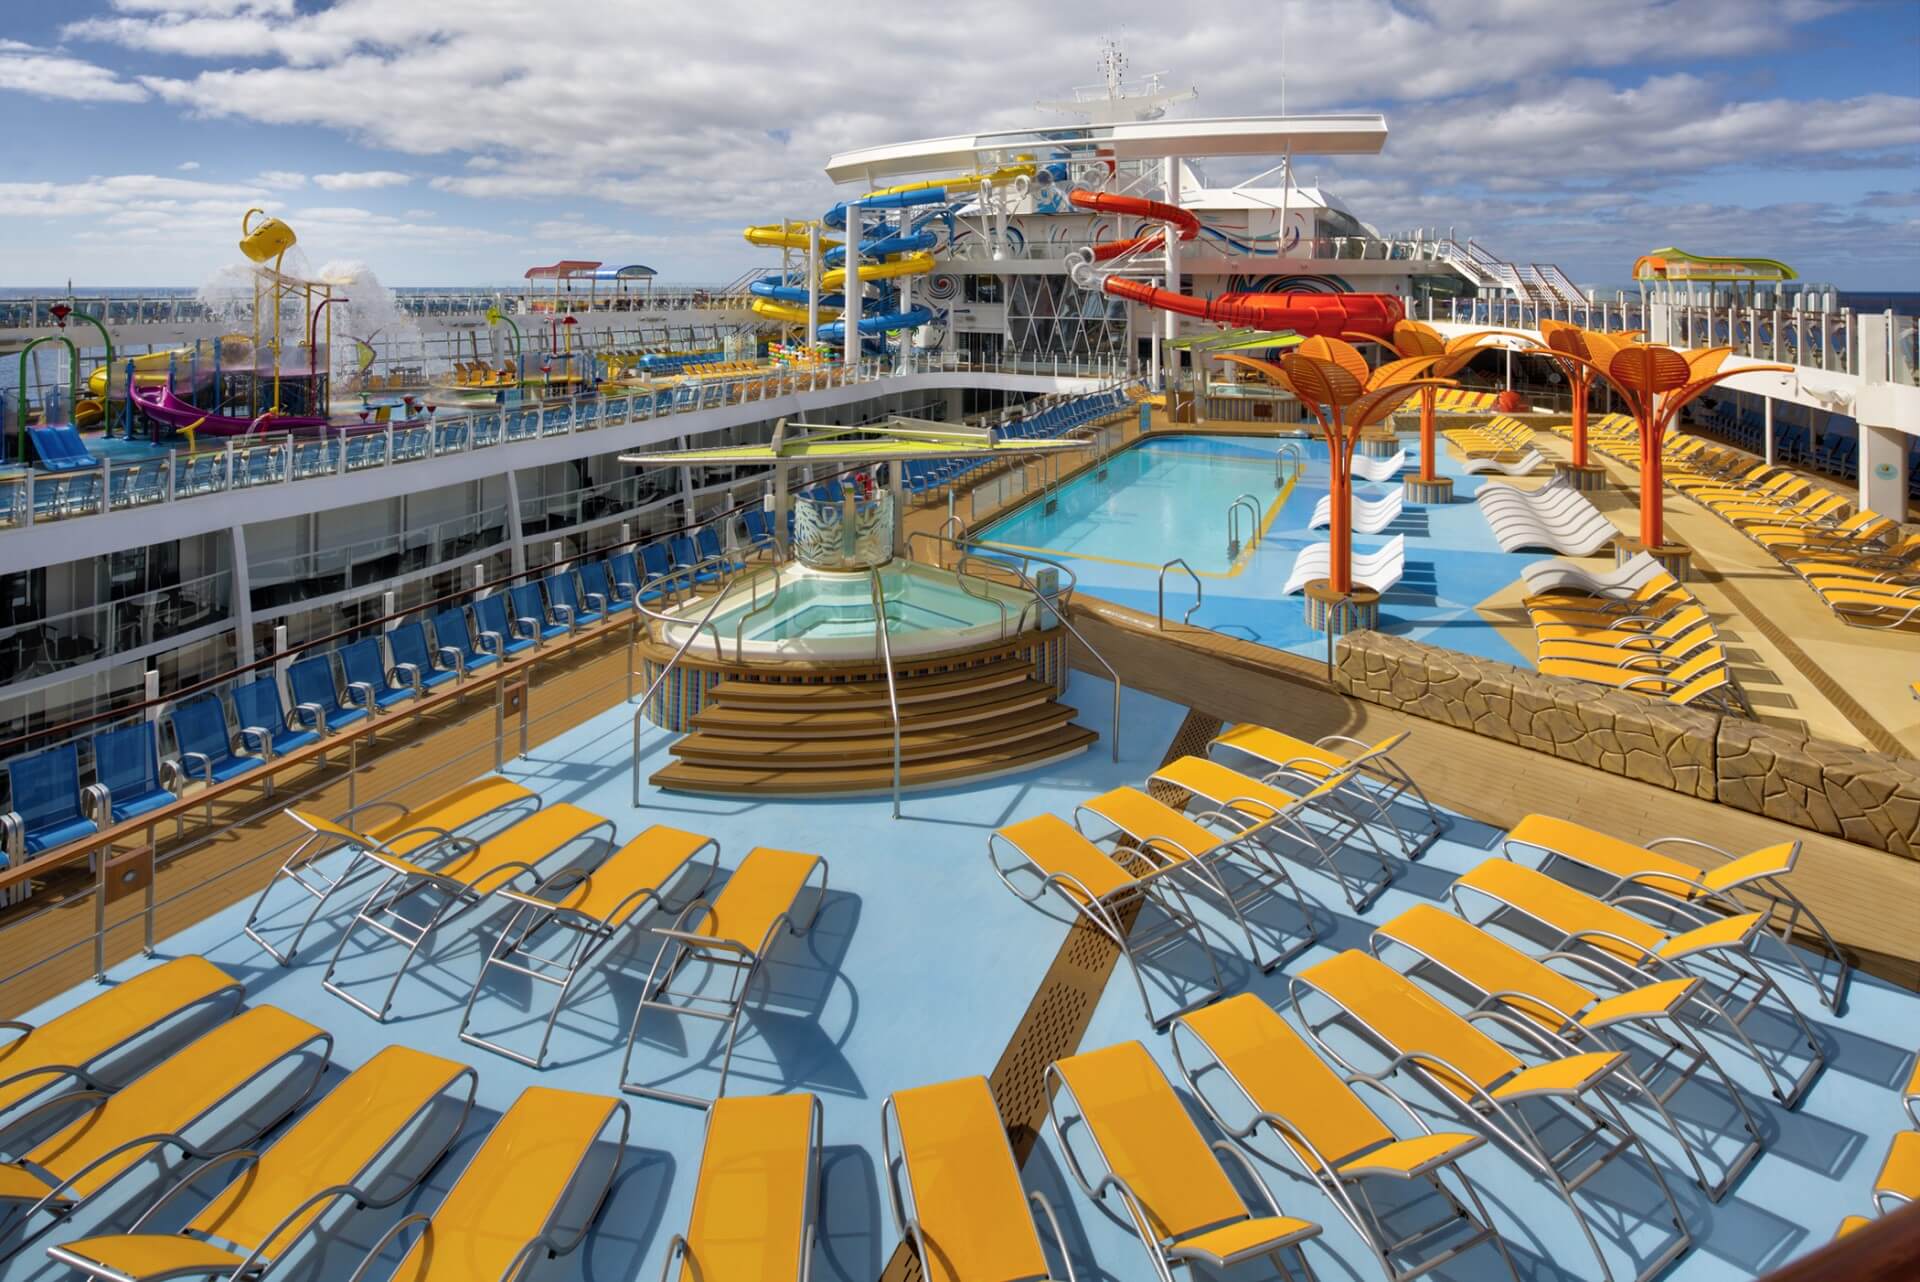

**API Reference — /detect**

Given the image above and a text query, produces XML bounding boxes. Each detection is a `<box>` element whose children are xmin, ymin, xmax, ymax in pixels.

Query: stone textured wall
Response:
<box><xmin>1334</xmin><ymin>631</ymin><xmax>1920</xmax><ymax>858</ymax></box>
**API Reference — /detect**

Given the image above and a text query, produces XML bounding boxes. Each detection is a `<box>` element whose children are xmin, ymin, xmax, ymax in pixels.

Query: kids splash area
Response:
<box><xmin>4</xmin><ymin>54</ymin><xmax>1920</xmax><ymax>1282</ymax></box>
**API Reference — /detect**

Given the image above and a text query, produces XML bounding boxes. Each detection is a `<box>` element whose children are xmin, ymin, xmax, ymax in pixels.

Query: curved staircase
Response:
<box><xmin>650</xmin><ymin>656</ymin><xmax>1097</xmax><ymax>795</ymax></box>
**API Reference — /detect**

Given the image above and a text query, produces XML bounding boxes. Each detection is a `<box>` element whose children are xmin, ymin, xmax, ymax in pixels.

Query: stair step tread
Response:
<box><xmin>652</xmin><ymin>725</ymin><xmax>1099</xmax><ymax>795</ymax></box>
<box><xmin>690</xmin><ymin>679</ymin><xmax>1057</xmax><ymax>736</ymax></box>
<box><xmin>673</xmin><ymin>702</ymin><xmax>1076</xmax><ymax>764</ymax></box>
<box><xmin>706</xmin><ymin>658</ymin><xmax>1034</xmax><ymax>708</ymax></box>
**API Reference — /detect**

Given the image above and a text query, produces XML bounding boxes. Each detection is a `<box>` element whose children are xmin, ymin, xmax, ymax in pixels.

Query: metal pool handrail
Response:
<box><xmin>868</xmin><ymin>568</ymin><xmax>903</xmax><ymax>819</ymax></box>
<box><xmin>1158</xmin><ymin>558</ymin><xmax>1203</xmax><ymax>629</ymax></box>
<box><xmin>733</xmin><ymin>562</ymin><xmax>788</xmax><ymax>661</ymax></box>
<box><xmin>916</xmin><ymin>530</ymin><xmax>1118</xmax><ymax>763</ymax></box>
<box><xmin>1276</xmin><ymin>443</ymin><xmax>1304</xmax><ymax>488</ymax></box>
<box><xmin>628</xmin><ymin>571</ymin><xmax>761</xmax><ymax>806</ymax></box>
<box><xmin>1227</xmin><ymin>493</ymin><xmax>1261</xmax><ymax>558</ymax></box>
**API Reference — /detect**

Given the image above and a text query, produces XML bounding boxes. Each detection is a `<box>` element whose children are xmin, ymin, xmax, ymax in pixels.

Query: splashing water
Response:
<box><xmin>314</xmin><ymin>260</ymin><xmax>430</xmax><ymax>378</ymax></box>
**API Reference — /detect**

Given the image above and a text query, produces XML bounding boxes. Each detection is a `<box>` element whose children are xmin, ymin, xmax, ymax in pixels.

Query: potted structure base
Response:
<box><xmin>1554</xmin><ymin>460</ymin><xmax>1608</xmax><ymax>492</ymax></box>
<box><xmin>1304</xmin><ymin>581</ymin><xmax>1380</xmax><ymax>634</ymax></box>
<box><xmin>1615</xmin><ymin>536</ymin><xmax>1693</xmax><ymax>581</ymax></box>
<box><xmin>1358</xmin><ymin>430</ymin><xmax>1400</xmax><ymax>459</ymax></box>
<box><xmin>1403</xmin><ymin>474</ymin><xmax>1454</xmax><ymax>504</ymax></box>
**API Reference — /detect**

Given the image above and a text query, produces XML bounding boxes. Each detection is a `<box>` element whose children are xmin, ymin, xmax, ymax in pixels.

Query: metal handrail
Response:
<box><xmin>868</xmin><ymin>569</ymin><xmax>903</xmax><ymax>819</ymax></box>
<box><xmin>915</xmin><ymin>531</ymin><xmax>1117</xmax><ymax>763</ymax></box>
<box><xmin>733</xmin><ymin>562</ymin><xmax>787</xmax><ymax>661</ymax></box>
<box><xmin>1157</xmin><ymin>559</ymin><xmax>1203</xmax><ymax>629</ymax></box>
<box><xmin>1227</xmin><ymin>493</ymin><xmax>1261</xmax><ymax>558</ymax></box>
<box><xmin>1324</xmin><ymin>589</ymin><xmax>1355</xmax><ymax>678</ymax></box>
<box><xmin>628</xmin><ymin>571</ymin><xmax>760</xmax><ymax>806</ymax></box>
<box><xmin>1276</xmin><ymin>443</ymin><xmax>1304</xmax><ymax>488</ymax></box>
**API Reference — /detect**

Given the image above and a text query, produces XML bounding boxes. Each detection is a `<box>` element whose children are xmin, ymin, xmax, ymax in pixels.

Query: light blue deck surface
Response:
<box><xmin>978</xmin><ymin>433</ymin><xmax>1543</xmax><ymax>665</ymax></box>
<box><xmin>2</xmin><ymin>674</ymin><xmax>1914</xmax><ymax>1282</ymax></box>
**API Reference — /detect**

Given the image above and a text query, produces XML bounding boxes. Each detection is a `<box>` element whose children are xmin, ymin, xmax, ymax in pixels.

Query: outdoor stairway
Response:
<box><xmin>651</xmin><ymin>657</ymin><xmax>1097</xmax><ymax>795</ymax></box>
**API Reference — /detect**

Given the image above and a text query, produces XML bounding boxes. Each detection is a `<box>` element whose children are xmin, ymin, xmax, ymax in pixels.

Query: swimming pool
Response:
<box><xmin>977</xmin><ymin>432</ymin><xmax>1541</xmax><ymax>663</ymax></box>
<box><xmin>662</xmin><ymin>561</ymin><xmax>1051</xmax><ymax>659</ymax></box>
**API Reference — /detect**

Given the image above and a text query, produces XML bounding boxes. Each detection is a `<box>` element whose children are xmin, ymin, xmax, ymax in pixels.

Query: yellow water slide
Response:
<box><xmin>86</xmin><ymin>346</ymin><xmax>198</xmax><ymax>398</ymax></box>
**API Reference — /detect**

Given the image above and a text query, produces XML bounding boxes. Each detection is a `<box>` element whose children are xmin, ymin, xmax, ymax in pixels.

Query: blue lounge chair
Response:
<box><xmin>286</xmin><ymin>654</ymin><xmax>370</xmax><ymax>735</ymax></box>
<box><xmin>86</xmin><ymin>723</ymin><xmax>177</xmax><ymax>827</ymax></box>
<box><xmin>25</xmin><ymin>425</ymin><xmax>98</xmax><ymax>474</ymax></box>
<box><xmin>544</xmin><ymin>569</ymin><xmax>603</xmax><ymax>630</ymax></box>
<box><xmin>669</xmin><ymin>534</ymin><xmax>722</xmax><ymax>586</ymax></box>
<box><xmin>2</xmin><ymin>744</ymin><xmax>97</xmax><ymax>872</ymax></box>
<box><xmin>338</xmin><ymin>636</ymin><xmax>416</xmax><ymax>714</ymax></box>
<box><xmin>639</xmin><ymin>543</ymin><xmax>683</xmax><ymax>597</ymax></box>
<box><xmin>509</xmin><ymin>583</ymin><xmax>568</xmax><ymax>644</ymax></box>
<box><xmin>471</xmin><ymin>593</ymin><xmax>537</xmax><ymax>659</ymax></box>
<box><xmin>232</xmin><ymin>675</ymin><xmax>322</xmax><ymax>763</ymax></box>
<box><xmin>695</xmin><ymin>525</ymin><xmax>746</xmax><ymax>573</ymax></box>
<box><xmin>166</xmin><ymin>694</ymin><xmax>258</xmax><ymax>822</ymax></box>
<box><xmin>386</xmin><ymin>621</ymin><xmax>459</xmax><ymax>694</ymax></box>
<box><xmin>431</xmin><ymin>605</ymin><xmax>497</xmax><ymax>676</ymax></box>
<box><xmin>577</xmin><ymin>560</ymin><xmax>632</xmax><ymax>615</ymax></box>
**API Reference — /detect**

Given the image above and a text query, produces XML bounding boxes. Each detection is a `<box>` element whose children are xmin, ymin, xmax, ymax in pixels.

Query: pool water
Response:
<box><xmin>977</xmin><ymin>432</ymin><xmax>1541</xmax><ymax>663</ymax></box>
<box><xmin>678</xmin><ymin>562</ymin><xmax>1049</xmax><ymax>658</ymax></box>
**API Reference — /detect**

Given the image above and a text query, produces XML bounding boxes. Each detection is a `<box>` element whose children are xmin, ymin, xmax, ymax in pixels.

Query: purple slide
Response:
<box><xmin>130</xmin><ymin>384</ymin><xmax>378</xmax><ymax>437</ymax></box>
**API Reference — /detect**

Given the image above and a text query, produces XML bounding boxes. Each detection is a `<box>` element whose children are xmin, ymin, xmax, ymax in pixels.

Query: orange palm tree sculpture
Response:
<box><xmin>1217</xmin><ymin>338</ymin><xmax>1440</xmax><ymax>594</ymax></box>
<box><xmin>1527</xmin><ymin>320</ymin><xmax>1634</xmax><ymax>470</ymax></box>
<box><xmin>1343</xmin><ymin>319</ymin><xmax>1498</xmax><ymax>485</ymax></box>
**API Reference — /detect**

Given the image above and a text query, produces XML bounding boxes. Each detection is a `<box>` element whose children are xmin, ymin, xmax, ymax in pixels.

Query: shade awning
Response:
<box><xmin>524</xmin><ymin>259</ymin><xmax>601</xmax><ymax>280</ymax></box>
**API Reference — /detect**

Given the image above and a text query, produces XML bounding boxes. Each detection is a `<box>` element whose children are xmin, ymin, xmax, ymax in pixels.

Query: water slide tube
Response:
<box><xmin>86</xmin><ymin>346</ymin><xmax>197</xmax><ymax>398</ymax></box>
<box><xmin>1070</xmin><ymin>188</ymin><xmax>1404</xmax><ymax>340</ymax></box>
<box><xmin>130</xmin><ymin>384</ymin><xmax>342</xmax><ymax>437</ymax></box>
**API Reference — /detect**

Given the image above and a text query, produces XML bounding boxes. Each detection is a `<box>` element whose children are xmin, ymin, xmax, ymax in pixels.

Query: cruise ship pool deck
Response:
<box><xmin>3</xmin><ymin>670</ymin><xmax>1915</xmax><ymax>1282</ymax></box>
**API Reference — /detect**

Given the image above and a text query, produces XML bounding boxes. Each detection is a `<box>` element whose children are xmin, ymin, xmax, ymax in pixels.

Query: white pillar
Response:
<box><xmin>1763</xmin><ymin>396</ymin><xmax>1774</xmax><ymax>464</ymax></box>
<box><xmin>842</xmin><ymin>202</ymin><xmax>863</xmax><ymax>369</ymax></box>
<box><xmin>888</xmin><ymin>454</ymin><xmax>906</xmax><ymax>557</ymax></box>
<box><xmin>773</xmin><ymin>461</ymin><xmax>790</xmax><ymax>560</ymax></box>
<box><xmin>1162</xmin><ymin>156</ymin><xmax>1182</xmax><ymax>391</ymax></box>
<box><xmin>1855</xmin><ymin>313</ymin><xmax>1906</xmax><ymax>516</ymax></box>
<box><xmin>896</xmin><ymin>206</ymin><xmax>913</xmax><ymax>374</ymax></box>
<box><xmin>229</xmin><ymin>525</ymin><xmax>254</xmax><ymax>665</ymax></box>
<box><xmin>805</xmin><ymin>222</ymin><xmax>820</xmax><ymax>348</ymax></box>
<box><xmin>503</xmin><ymin>470</ymin><xmax>526</xmax><ymax>575</ymax></box>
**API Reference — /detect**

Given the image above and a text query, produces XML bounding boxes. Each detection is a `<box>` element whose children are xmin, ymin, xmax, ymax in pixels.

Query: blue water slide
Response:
<box><xmin>822</xmin><ymin>186</ymin><xmax>951</xmax><ymax>229</ymax></box>
<box><xmin>821</xmin><ymin>228</ymin><xmax>936</xmax><ymax>269</ymax></box>
<box><xmin>751</xmin><ymin>276</ymin><xmax>844</xmax><ymax>308</ymax></box>
<box><xmin>816</xmin><ymin>305</ymin><xmax>935</xmax><ymax>342</ymax></box>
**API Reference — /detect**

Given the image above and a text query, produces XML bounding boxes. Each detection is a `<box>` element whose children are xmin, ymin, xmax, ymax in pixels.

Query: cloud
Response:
<box><xmin>177</xmin><ymin>159</ymin><xmax>200</xmax><ymax>170</ymax></box>
<box><xmin>0</xmin><ymin>39</ymin><xmax>147</xmax><ymax>102</ymax></box>
<box><xmin>254</xmin><ymin>169</ymin><xmax>308</xmax><ymax>189</ymax></box>
<box><xmin>312</xmin><ymin>169</ymin><xmax>410</xmax><ymax>191</ymax></box>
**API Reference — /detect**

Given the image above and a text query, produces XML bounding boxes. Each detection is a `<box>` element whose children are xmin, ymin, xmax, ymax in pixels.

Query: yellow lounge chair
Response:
<box><xmin>0</xmin><ymin>1006</ymin><xmax>330</xmax><ymax>1260</ymax></box>
<box><xmin>1289</xmin><ymin>949</ymin><xmax>1692</xmax><ymax>1282</ymax></box>
<box><xmin>989</xmin><ymin>813</ymin><xmax>1229</xmax><ymax>1029</ymax></box>
<box><xmin>1870</xmin><ymin>1131</ymin><xmax>1918</xmax><ymax>1215</ymax></box>
<box><xmin>1370</xmin><ymin>904</ymin><xmax>1762</xmax><ymax>1200</ymax></box>
<box><xmin>1450</xmin><ymin>858</ymin><xmax>1825</xmax><ymax>1107</ymax></box>
<box><xmin>1813</xmin><ymin>580</ymin><xmax>1920</xmax><ymax>629</ymax></box>
<box><xmin>245</xmin><ymin>775</ymin><xmax>541</xmax><ymax>964</ymax></box>
<box><xmin>1505</xmin><ymin>813</ymin><xmax>1847</xmax><ymax>1011</ymax></box>
<box><xmin>346</xmin><ymin>1085</ymin><xmax>629</xmax><ymax>1282</ymax></box>
<box><xmin>882</xmin><ymin>1075</ymin><xmax>1075</xmax><ymax>1282</ymax></box>
<box><xmin>321</xmin><ymin>802</ymin><xmax>616</xmax><ymax>1022</ymax></box>
<box><xmin>620</xmin><ymin>846</ymin><xmax>827</xmax><ymax>1106</ymax></box>
<box><xmin>1532</xmin><ymin>602</ymin><xmax>1711</xmax><ymax>645</ymax></box>
<box><xmin>1047</xmin><ymin>1041</ymin><xmax>1322</xmax><ymax>1279</ymax></box>
<box><xmin>1170</xmin><ymin>994</ymin><xmax>1515</xmax><ymax>1282</ymax></box>
<box><xmin>1905</xmin><ymin>1050</ymin><xmax>1919</xmax><ymax>1127</ymax></box>
<box><xmin>47</xmin><ymin>1045</ymin><xmax>476</xmax><ymax>1281</ymax></box>
<box><xmin>1209</xmin><ymin>723</ymin><xmax>1448</xmax><ymax>857</ymax></box>
<box><xmin>0</xmin><ymin>957</ymin><xmax>242</xmax><ymax>1132</ymax></box>
<box><xmin>1147</xmin><ymin>754</ymin><xmax>1394</xmax><ymax>911</ymax></box>
<box><xmin>662</xmin><ymin>1093</ymin><xmax>819</xmax><ymax>1280</ymax></box>
<box><xmin>1072</xmin><ymin>785</ymin><xmax>1318</xmax><ymax>967</ymax></box>
<box><xmin>1524</xmin><ymin>581</ymin><xmax>1693</xmax><ymax>627</ymax></box>
<box><xmin>459</xmin><ymin>823</ymin><xmax>719</xmax><ymax>1068</ymax></box>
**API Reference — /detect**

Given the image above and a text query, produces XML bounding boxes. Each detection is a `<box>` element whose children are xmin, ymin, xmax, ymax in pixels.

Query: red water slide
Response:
<box><xmin>1069</xmin><ymin>188</ymin><xmax>1405</xmax><ymax>340</ymax></box>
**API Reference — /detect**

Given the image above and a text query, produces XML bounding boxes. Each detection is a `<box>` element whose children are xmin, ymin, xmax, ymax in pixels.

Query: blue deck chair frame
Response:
<box><xmin>165</xmin><ymin>694</ymin><xmax>259</xmax><ymax>824</ymax></box>
<box><xmin>85</xmin><ymin>723</ymin><xmax>179</xmax><ymax>832</ymax></box>
<box><xmin>386</xmin><ymin>621</ymin><xmax>459</xmax><ymax>695</ymax></box>
<box><xmin>509</xmin><ymin>583</ymin><xmax>568</xmax><ymax>645</ymax></box>
<box><xmin>232</xmin><ymin>675</ymin><xmax>323</xmax><ymax>775</ymax></box>
<box><xmin>576</xmin><ymin>559</ymin><xmax>633</xmax><ymax>616</ymax></box>
<box><xmin>430</xmin><ymin>605</ymin><xmax>497</xmax><ymax>677</ymax></box>
<box><xmin>339</xmin><ymin>636</ymin><xmax>418</xmax><ymax>717</ymax></box>
<box><xmin>544</xmin><ymin>569</ymin><xmax>603</xmax><ymax>631</ymax></box>
<box><xmin>1</xmin><ymin>744</ymin><xmax>97</xmax><ymax>888</ymax></box>
<box><xmin>471</xmin><ymin>593</ymin><xmax>537</xmax><ymax>659</ymax></box>
<box><xmin>286</xmin><ymin>654</ymin><xmax>370</xmax><ymax>736</ymax></box>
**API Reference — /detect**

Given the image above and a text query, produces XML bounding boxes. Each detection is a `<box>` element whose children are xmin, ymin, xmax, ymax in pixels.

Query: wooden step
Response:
<box><xmin>671</xmin><ymin>702</ymin><xmax>1077</xmax><ymax>767</ymax></box>
<box><xmin>652</xmin><ymin>724</ymin><xmax>1099</xmax><ymax>796</ymax></box>
<box><xmin>703</xmin><ymin>658</ymin><xmax>1033</xmax><ymax>711</ymax></box>
<box><xmin>688</xmin><ymin>678</ymin><xmax>1058</xmax><ymax>738</ymax></box>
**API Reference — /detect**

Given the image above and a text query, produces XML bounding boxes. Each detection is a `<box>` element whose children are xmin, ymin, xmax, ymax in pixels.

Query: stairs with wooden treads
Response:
<box><xmin>651</xmin><ymin>657</ymin><xmax>1097</xmax><ymax>795</ymax></box>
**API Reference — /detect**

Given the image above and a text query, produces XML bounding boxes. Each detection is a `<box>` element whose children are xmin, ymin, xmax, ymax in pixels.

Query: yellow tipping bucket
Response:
<box><xmin>239</xmin><ymin>209</ymin><xmax>297</xmax><ymax>263</ymax></box>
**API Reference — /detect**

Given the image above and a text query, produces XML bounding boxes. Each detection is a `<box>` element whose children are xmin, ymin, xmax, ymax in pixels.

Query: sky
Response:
<box><xmin>0</xmin><ymin>0</ymin><xmax>1915</xmax><ymax>290</ymax></box>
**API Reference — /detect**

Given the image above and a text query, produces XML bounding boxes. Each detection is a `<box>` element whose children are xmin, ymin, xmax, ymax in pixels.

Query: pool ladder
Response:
<box><xmin>1275</xmin><ymin>443</ymin><xmax>1304</xmax><ymax>489</ymax></box>
<box><xmin>1157</xmin><ymin>558</ymin><xmax>1202</xmax><ymax>630</ymax></box>
<box><xmin>1226</xmin><ymin>493</ymin><xmax>1261</xmax><ymax>560</ymax></box>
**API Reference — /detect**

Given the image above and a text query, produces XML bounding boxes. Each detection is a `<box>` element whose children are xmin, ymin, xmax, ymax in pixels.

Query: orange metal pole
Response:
<box><xmin>1418</xmin><ymin>385</ymin><xmax>1438</xmax><ymax>482</ymax></box>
